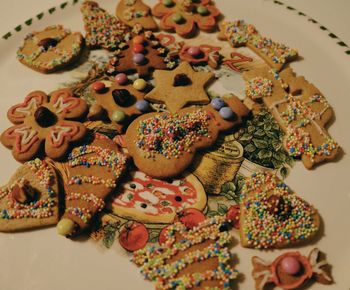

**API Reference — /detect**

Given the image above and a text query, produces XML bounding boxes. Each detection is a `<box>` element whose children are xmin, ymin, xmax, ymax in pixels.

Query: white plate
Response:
<box><xmin>0</xmin><ymin>1</ymin><xmax>349</xmax><ymax>290</ymax></box>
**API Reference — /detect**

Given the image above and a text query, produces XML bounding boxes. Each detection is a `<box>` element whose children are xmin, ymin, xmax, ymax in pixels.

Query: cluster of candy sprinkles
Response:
<box><xmin>81</xmin><ymin>1</ymin><xmax>130</xmax><ymax>50</ymax></box>
<box><xmin>136</xmin><ymin>110</ymin><xmax>211</xmax><ymax>159</ymax></box>
<box><xmin>245</xmin><ymin>76</ymin><xmax>273</xmax><ymax>100</ymax></box>
<box><xmin>17</xmin><ymin>25</ymin><xmax>83</xmax><ymax>71</ymax></box>
<box><xmin>240</xmin><ymin>172</ymin><xmax>319</xmax><ymax>249</ymax></box>
<box><xmin>68</xmin><ymin>145</ymin><xmax>127</xmax><ymax>178</ymax></box>
<box><xmin>66</xmin><ymin>207</ymin><xmax>92</xmax><ymax>224</ymax></box>
<box><xmin>132</xmin><ymin>215</ymin><xmax>238</xmax><ymax>290</ymax></box>
<box><xmin>222</xmin><ymin>20</ymin><xmax>298</xmax><ymax>65</ymax></box>
<box><xmin>0</xmin><ymin>159</ymin><xmax>56</xmax><ymax>220</ymax></box>
<box><xmin>66</xmin><ymin>192</ymin><xmax>105</xmax><ymax>212</ymax></box>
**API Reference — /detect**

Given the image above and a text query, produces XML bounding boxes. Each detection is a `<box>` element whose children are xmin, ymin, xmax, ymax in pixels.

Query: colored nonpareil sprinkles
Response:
<box><xmin>66</xmin><ymin>207</ymin><xmax>92</xmax><ymax>224</ymax></box>
<box><xmin>69</xmin><ymin>175</ymin><xmax>117</xmax><ymax>188</ymax></box>
<box><xmin>222</xmin><ymin>20</ymin><xmax>298</xmax><ymax>65</ymax></box>
<box><xmin>132</xmin><ymin>216</ymin><xmax>238</xmax><ymax>290</ymax></box>
<box><xmin>246</xmin><ymin>76</ymin><xmax>273</xmax><ymax>100</ymax></box>
<box><xmin>240</xmin><ymin>172</ymin><xmax>319</xmax><ymax>249</ymax></box>
<box><xmin>66</xmin><ymin>192</ymin><xmax>105</xmax><ymax>212</ymax></box>
<box><xmin>0</xmin><ymin>159</ymin><xmax>56</xmax><ymax>220</ymax></box>
<box><xmin>136</xmin><ymin>110</ymin><xmax>211</xmax><ymax>159</ymax></box>
<box><xmin>68</xmin><ymin>145</ymin><xmax>127</xmax><ymax>178</ymax></box>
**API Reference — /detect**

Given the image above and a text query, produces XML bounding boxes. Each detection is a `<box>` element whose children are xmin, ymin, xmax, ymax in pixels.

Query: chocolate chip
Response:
<box><xmin>140</xmin><ymin>203</ymin><xmax>147</xmax><ymax>208</ymax></box>
<box><xmin>38</xmin><ymin>38</ymin><xmax>58</xmax><ymax>51</ymax></box>
<box><xmin>34</xmin><ymin>106</ymin><xmax>57</xmax><ymax>127</ymax></box>
<box><xmin>11</xmin><ymin>182</ymin><xmax>38</xmax><ymax>204</ymax></box>
<box><xmin>173</xmin><ymin>73</ymin><xmax>192</xmax><ymax>87</ymax></box>
<box><xmin>175</xmin><ymin>196</ymin><xmax>182</xmax><ymax>202</ymax></box>
<box><xmin>112</xmin><ymin>89</ymin><xmax>133</xmax><ymax>107</ymax></box>
<box><xmin>219</xmin><ymin>222</ymin><xmax>230</xmax><ymax>232</ymax></box>
<box><xmin>130</xmin><ymin>183</ymin><xmax>136</xmax><ymax>189</ymax></box>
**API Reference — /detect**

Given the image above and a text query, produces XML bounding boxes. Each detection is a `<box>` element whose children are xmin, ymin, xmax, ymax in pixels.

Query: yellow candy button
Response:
<box><xmin>133</xmin><ymin>79</ymin><xmax>147</xmax><ymax>91</ymax></box>
<box><xmin>57</xmin><ymin>218</ymin><xmax>75</xmax><ymax>236</ymax></box>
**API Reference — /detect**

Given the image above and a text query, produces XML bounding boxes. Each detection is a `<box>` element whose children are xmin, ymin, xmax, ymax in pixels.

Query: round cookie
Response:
<box><xmin>17</xmin><ymin>25</ymin><xmax>84</xmax><ymax>74</ymax></box>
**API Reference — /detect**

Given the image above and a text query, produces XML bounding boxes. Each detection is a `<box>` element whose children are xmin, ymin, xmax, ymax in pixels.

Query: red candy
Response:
<box><xmin>133</xmin><ymin>44</ymin><xmax>144</xmax><ymax>54</ymax></box>
<box><xmin>187</xmin><ymin>46</ymin><xmax>202</xmax><ymax>58</ymax></box>
<box><xmin>92</xmin><ymin>81</ymin><xmax>106</xmax><ymax>93</ymax></box>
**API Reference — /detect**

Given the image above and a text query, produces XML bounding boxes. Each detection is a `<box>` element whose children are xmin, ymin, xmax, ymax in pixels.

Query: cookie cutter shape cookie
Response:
<box><xmin>89</xmin><ymin>78</ymin><xmax>151</xmax><ymax>133</ymax></box>
<box><xmin>243</xmin><ymin>66</ymin><xmax>339</xmax><ymax>169</ymax></box>
<box><xmin>0</xmin><ymin>159</ymin><xmax>59</xmax><ymax>232</ymax></box>
<box><xmin>111</xmin><ymin>170</ymin><xmax>207</xmax><ymax>224</ymax></box>
<box><xmin>252</xmin><ymin>248</ymin><xmax>333</xmax><ymax>290</ymax></box>
<box><xmin>219</xmin><ymin>20</ymin><xmax>298</xmax><ymax>71</ymax></box>
<box><xmin>145</xmin><ymin>61</ymin><xmax>214</xmax><ymax>113</ymax></box>
<box><xmin>17</xmin><ymin>25</ymin><xmax>83</xmax><ymax>73</ymax></box>
<box><xmin>152</xmin><ymin>0</ymin><xmax>220</xmax><ymax>38</ymax></box>
<box><xmin>1</xmin><ymin>89</ymin><xmax>88</xmax><ymax>162</ymax></box>
<box><xmin>239</xmin><ymin>172</ymin><xmax>320</xmax><ymax>249</ymax></box>
<box><xmin>116</xmin><ymin>0</ymin><xmax>158</xmax><ymax>31</ymax></box>
<box><xmin>106</xmin><ymin>31</ymin><xmax>173</xmax><ymax>78</ymax></box>
<box><xmin>55</xmin><ymin>134</ymin><xmax>128</xmax><ymax>236</ymax></box>
<box><xmin>126</xmin><ymin>95</ymin><xmax>249</xmax><ymax>179</ymax></box>
<box><xmin>81</xmin><ymin>1</ymin><xmax>131</xmax><ymax>51</ymax></box>
<box><xmin>132</xmin><ymin>215</ymin><xmax>238</xmax><ymax>290</ymax></box>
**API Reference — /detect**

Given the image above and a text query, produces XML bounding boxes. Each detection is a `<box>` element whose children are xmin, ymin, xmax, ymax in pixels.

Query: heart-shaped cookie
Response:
<box><xmin>239</xmin><ymin>172</ymin><xmax>320</xmax><ymax>249</ymax></box>
<box><xmin>0</xmin><ymin>158</ymin><xmax>59</xmax><ymax>232</ymax></box>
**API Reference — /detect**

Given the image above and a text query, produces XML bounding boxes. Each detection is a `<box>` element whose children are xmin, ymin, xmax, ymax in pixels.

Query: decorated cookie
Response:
<box><xmin>106</xmin><ymin>31</ymin><xmax>176</xmax><ymax>78</ymax></box>
<box><xmin>88</xmin><ymin>78</ymin><xmax>151</xmax><ymax>133</ymax></box>
<box><xmin>116</xmin><ymin>0</ymin><xmax>158</xmax><ymax>31</ymax></box>
<box><xmin>157</xmin><ymin>32</ymin><xmax>184</xmax><ymax>57</ymax></box>
<box><xmin>243</xmin><ymin>66</ymin><xmax>339</xmax><ymax>169</ymax></box>
<box><xmin>152</xmin><ymin>0</ymin><xmax>220</xmax><ymax>38</ymax></box>
<box><xmin>219</xmin><ymin>20</ymin><xmax>298</xmax><ymax>71</ymax></box>
<box><xmin>81</xmin><ymin>1</ymin><xmax>130</xmax><ymax>50</ymax></box>
<box><xmin>179</xmin><ymin>44</ymin><xmax>221</xmax><ymax>68</ymax></box>
<box><xmin>223</xmin><ymin>51</ymin><xmax>253</xmax><ymax>73</ymax></box>
<box><xmin>110</xmin><ymin>170</ymin><xmax>207</xmax><ymax>224</ymax></box>
<box><xmin>125</xmin><ymin>95</ymin><xmax>250</xmax><ymax>179</ymax></box>
<box><xmin>145</xmin><ymin>61</ymin><xmax>214</xmax><ymax>113</ymax></box>
<box><xmin>239</xmin><ymin>172</ymin><xmax>320</xmax><ymax>249</ymax></box>
<box><xmin>54</xmin><ymin>134</ymin><xmax>128</xmax><ymax>236</ymax></box>
<box><xmin>252</xmin><ymin>248</ymin><xmax>333</xmax><ymax>290</ymax></box>
<box><xmin>132</xmin><ymin>215</ymin><xmax>238</xmax><ymax>289</ymax></box>
<box><xmin>17</xmin><ymin>25</ymin><xmax>83</xmax><ymax>74</ymax></box>
<box><xmin>1</xmin><ymin>89</ymin><xmax>88</xmax><ymax>162</ymax></box>
<box><xmin>0</xmin><ymin>159</ymin><xmax>59</xmax><ymax>232</ymax></box>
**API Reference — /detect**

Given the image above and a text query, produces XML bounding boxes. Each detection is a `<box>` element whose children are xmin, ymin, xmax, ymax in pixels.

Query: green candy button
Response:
<box><xmin>197</xmin><ymin>6</ymin><xmax>209</xmax><ymax>15</ymax></box>
<box><xmin>112</xmin><ymin>110</ymin><xmax>126</xmax><ymax>123</ymax></box>
<box><xmin>162</xmin><ymin>0</ymin><xmax>174</xmax><ymax>7</ymax></box>
<box><xmin>172</xmin><ymin>13</ymin><xmax>184</xmax><ymax>24</ymax></box>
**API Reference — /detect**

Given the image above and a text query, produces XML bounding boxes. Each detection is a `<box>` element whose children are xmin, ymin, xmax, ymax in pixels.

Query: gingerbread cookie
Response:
<box><xmin>1</xmin><ymin>89</ymin><xmax>88</xmax><ymax>162</ymax></box>
<box><xmin>125</xmin><ymin>95</ymin><xmax>250</xmax><ymax>179</ymax></box>
<box><xmin>81</xmin><ymin>1</ymin><xmax>130</xmax><ymax>51</ymax></box>
<box><xmin>252</xmin><ymin>248</ymin><xmax>333</xmax><ymax>290</ymax></box>
<box><xmin>110</xmin><ymin>170</ymin><xmax>207</xmax><ymax>224</ymax></box>
<box><xmin>116</xmin><ymin>0</ymin><xmax>158</xmax><ymax>31</ymax></box>
<box><xmin>88</xmin><ymin>77</ymin><xmax>151</xmax><ymax>133</ymax></box>
<box><xmin>0</xmin><ymin>159</ymin><xmax>59</xmax><ymax>232</ymax></box>
<box><xmin>17</xmin><ymin>25</ymin><xmax>83</xmax><ymax>74</ymax></box>
<box><xmin>152</xmin><ymin>0</ymin><xmax>220</xmax><ymax>38</ymax></box>
<box><xmin>219</xmin><ymin>20</ymin><xmax>298</xmax><ymax>71</ymax></box>
<box><xmin>54</xmin><ymin>133</ymin><xmax>128</xmax><ymax>236</ymax></box>
<box><xmin>239</xmin><ymin>172</ymin><xmax>320</xmax><ymax>249</ymax></box>
<box><xmin>132</xmin><ymin>215</ymin><xmax>237</xmax><ymax>289</ymax></box>
<box><xmin>145</xmin><ymin>61</ymin><xmax>214</xmax><ymax>113</ymax></box>
<box><xmin>106</xmin><ymin>31</ymin><xmax>176</xmax><ymax>78</ymax></box>
<box><xmin>243</xmin><ymin>66</ymin><xmax>339</xmax><ymax>169</ymax></box>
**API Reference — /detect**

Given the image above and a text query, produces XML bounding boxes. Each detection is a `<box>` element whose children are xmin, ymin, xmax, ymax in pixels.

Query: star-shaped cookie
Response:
<box><xmin>145</xmin><ymin>61</ymin><xmax>214</xmax><ymax>113</ymax></box>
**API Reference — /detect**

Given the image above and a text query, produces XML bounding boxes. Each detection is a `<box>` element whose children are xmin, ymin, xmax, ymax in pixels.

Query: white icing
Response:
<box><xmin>114</xmin><ymin>199</ymin><xmax>126</xmax><ymax>206</ymax></box>
<box><xmin>153</xmin><ymin>187</ymin><xmax>175</xmax><ymax>196</ymax></box>
<box><xmin>139</xmin><ymin>191</ymin><xmax>159</xmax><ymax>205</ymax></box>
<box><xmin>53</xmin><ymin>96</ymin><xmax>74</xmax><ymax>114</ymax></box>
<box><xmin>134</xmin><ymin>171</ymin><xmax>149</xmax><ymax>181</ymax></box>
<box><xmin>15</xmin><ymin>98</ymin><xmax>39</xmax><ymax>116</ymax></box>
<box><xmin>179</xmin><ymin>186</ymin><xmax>192</xmax><ymax>195</ymax></box>
<box><xmin>253</xmin><ymin>270</ymin><xmax>272</xmax><ymax>290</ymax></box>
<box><xmin>14</xmin><ymin>126</ymin><xmax>38</xmax><ymax>145</ymax></box>
<box><xmin>135</xmin><ymin>201</ymin><xmax>158</xmax><ymax>214</ymax></box>
<box><xmin>50</xmin><ymin>125</ymin><xmax>72</xmax><ymax>145</ymax></box>
<box><xmin>309</xmin><ymin>248</ymin><xmax>332</xmax><ymax>282</ymax></box>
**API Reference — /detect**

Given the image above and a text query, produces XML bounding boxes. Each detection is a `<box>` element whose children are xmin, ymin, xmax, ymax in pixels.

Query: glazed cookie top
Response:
<box><xmin>17</xmin><ymin>25</ymin><xmax>83</xmax><ymax>73</ymax></box>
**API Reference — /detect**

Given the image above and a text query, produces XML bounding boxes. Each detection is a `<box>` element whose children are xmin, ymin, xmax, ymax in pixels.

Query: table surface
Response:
<box><xmin>0</xmin><ymin>0</ymin><xmax>349</xmax><ymax>47</ymax></box>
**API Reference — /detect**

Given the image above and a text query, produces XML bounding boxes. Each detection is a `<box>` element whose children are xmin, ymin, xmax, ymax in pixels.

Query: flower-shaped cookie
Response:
<box><xmin>152</xmin><ymin>0</ymin><xmax>220</xmax><ymax>37</ymax></box>
<box><xmin>1</xmin><ymin>89</ymin><xmax>88</xmax><ymax>162</ymax></box>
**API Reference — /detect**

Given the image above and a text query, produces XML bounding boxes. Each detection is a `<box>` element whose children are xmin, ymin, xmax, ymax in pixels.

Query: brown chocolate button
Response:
<box><xmin>38</xmin><ymin>38</ymin><xmax>58</xmax><ymax>51</ymax></box>
<box><xmin>173</xmin><ymin>73</ymin><xmax>192</xmax><ymax>87</ymax></box>
<box><xmin>34</xmin><ymin>106</ymin><xmax>57</xmax><ymax>127</ymax></box>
